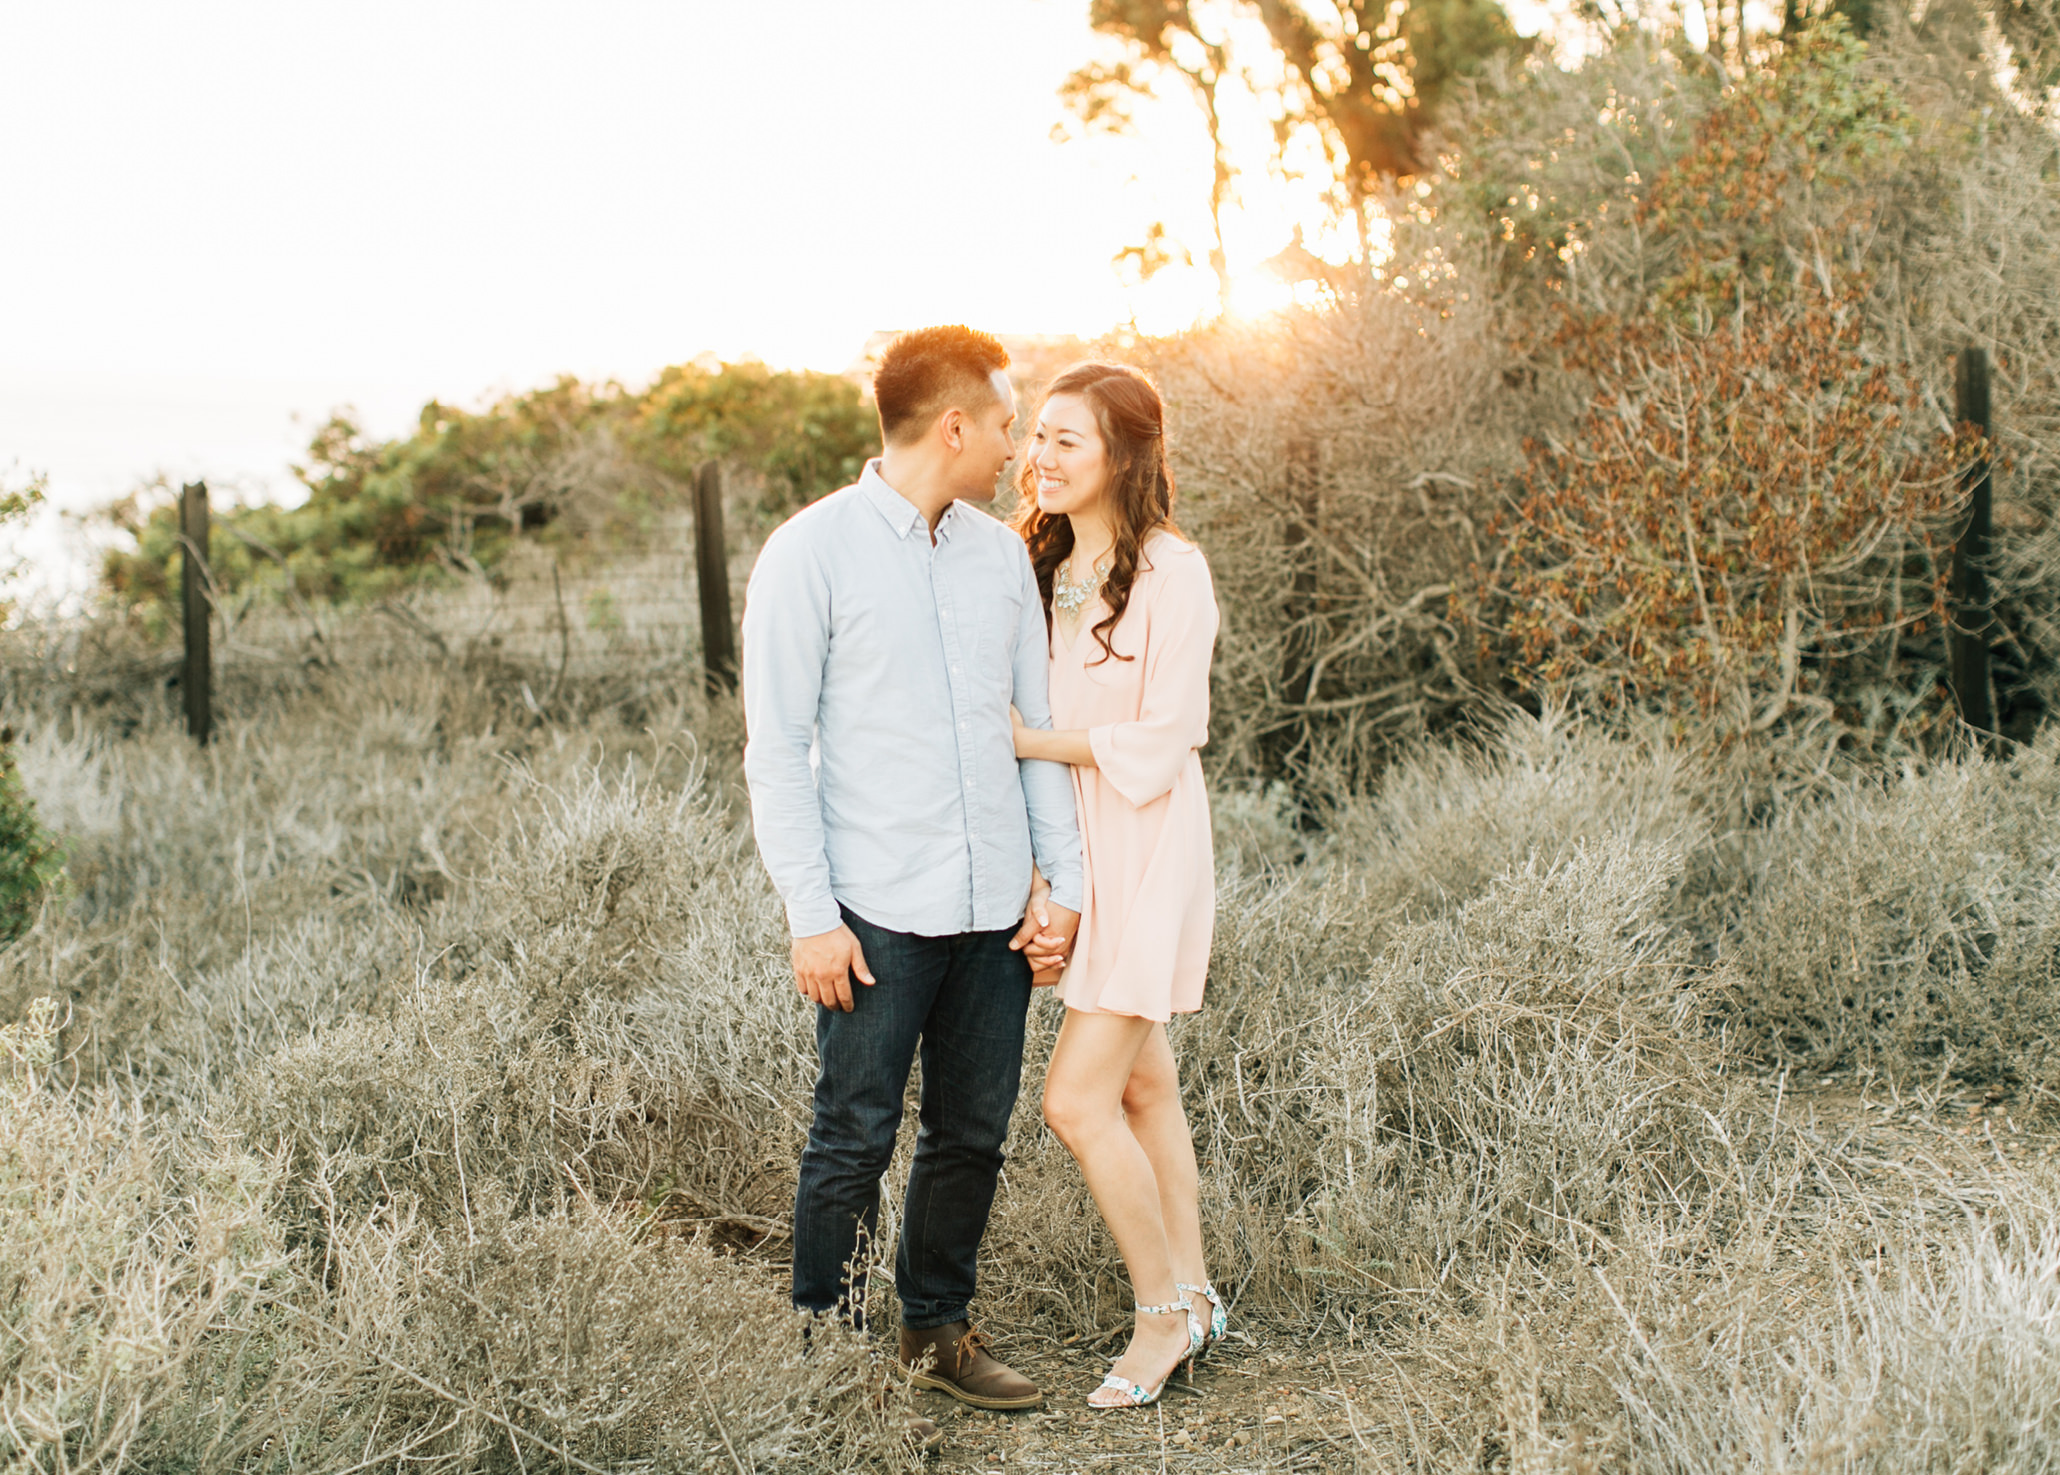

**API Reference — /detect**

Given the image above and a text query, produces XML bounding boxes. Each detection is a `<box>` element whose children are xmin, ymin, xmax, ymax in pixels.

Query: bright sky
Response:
<box><xmin>0</xmin><ymin>0</ymin><xmax>1549</xmax><ymax>602</ymax></box>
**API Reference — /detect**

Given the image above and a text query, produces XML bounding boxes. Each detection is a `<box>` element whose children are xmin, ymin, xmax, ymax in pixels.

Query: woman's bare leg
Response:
<box><xmin>1121</xmin><ymin>1024</ymin><xmax>1211</xmax><ymax>1307</ymax></box>
<box><xmin>1043</xmin><ymin>1008</ymin><xmax>1195</xmax><ymax>1393</ymax></box>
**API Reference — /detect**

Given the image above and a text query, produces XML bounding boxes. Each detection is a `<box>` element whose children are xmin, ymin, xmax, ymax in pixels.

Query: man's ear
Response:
<box><xmin>938</xmin><ymin>406</ymin><xmax>966</xmax><ymax>452</ymax></box>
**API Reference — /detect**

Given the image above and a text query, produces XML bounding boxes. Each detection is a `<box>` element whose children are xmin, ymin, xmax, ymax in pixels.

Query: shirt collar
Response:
<box><xmin>859</xmin><ymin>459</ymin><xmax>958</xmax><ymax>542</ymax></box>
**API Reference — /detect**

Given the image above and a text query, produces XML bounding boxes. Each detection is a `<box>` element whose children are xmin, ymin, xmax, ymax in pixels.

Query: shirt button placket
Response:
<box><xmin>939</xmin><ymin>547</ymin><xmax>976</xmax><ymax>927</ymax></box>
<box><xmin>942</xmin><ymin>549</ymin><xmax>981</xmax><ymax>926</ymax></box>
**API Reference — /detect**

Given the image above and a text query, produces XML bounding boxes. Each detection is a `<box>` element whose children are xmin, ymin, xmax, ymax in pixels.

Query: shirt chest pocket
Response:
<box><xmin>967</xmin><ymin>574</ymin><xmax>1025</xmax><ymax>702</ymax></box>
<box><xmin>925</xmin><ymin>542</ymin><xmax>1018</xmax><ymax>702</ymax></box>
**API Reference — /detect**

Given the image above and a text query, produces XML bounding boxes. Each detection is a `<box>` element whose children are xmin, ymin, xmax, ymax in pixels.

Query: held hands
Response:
<box><xmin>791</xmin><ymin>923</ymin><xmax>873</xmax><ymax>1012</ymax></box>
<box><xmin>1029</xmin><ymin>903</ymin><xmax>1081</xmax><ymax>987</ymax></box>
<box><xmin>1009</xmin><ymin>874</ymin><xmax>1080</xmax><ymax>988</ymax></box>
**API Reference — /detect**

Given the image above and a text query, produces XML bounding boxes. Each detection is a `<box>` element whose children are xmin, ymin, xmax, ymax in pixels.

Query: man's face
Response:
<box><xmin>953</xmin><ymin>369</ymin><xmax>1019</xmax><ymax>503</ymax></box>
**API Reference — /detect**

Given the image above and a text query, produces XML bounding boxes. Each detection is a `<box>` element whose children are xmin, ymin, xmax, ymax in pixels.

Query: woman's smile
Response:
<box><xmin>1025</xmin><ymin>391</ymin><xmax>1113</xmax><ymax>519</ymax></box>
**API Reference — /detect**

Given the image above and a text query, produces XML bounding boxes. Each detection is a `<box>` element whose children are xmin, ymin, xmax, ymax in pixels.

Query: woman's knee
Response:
<box><xmin>1044</xmin><ymin>1076</ymin><xmax>1126</xmax><ymax>1150</ymax></box>
<box><xmin>1121</xmin><ymin>1050</ymin><xmax>1181</xmax><ymax>1119</ymax></box>
<box><xmin>1045</xmin><ymin>1010</ymin><xmax>1155</xmax><ymax>1148</ymax></box>
<box><xmin>1042</xmin><ymin>1084</ymin><xmax>1089</xmax><ymax>1147</ymax></box>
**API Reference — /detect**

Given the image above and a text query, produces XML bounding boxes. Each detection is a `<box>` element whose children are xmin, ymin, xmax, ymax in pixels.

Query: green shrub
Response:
<box><xmin>634</xmin><ymin>357</ymin><xmax>879</xmax><ymax>522</ymax></box>
<box><xmin>97</xmin><ymin>361</ymin><xmax>878</xmax><ymax>626</ymax></box>
<box><xmin>0</xmin><ymin>730</ymin><xmax>62</xmax><ymax>944</ymax></box>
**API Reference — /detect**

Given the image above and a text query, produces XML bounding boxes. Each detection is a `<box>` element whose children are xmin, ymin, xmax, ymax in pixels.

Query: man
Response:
<box><xmin>742</xmin><ymin>326</ymin><xmax>1082</xmax><ymax>1426</ymax></box>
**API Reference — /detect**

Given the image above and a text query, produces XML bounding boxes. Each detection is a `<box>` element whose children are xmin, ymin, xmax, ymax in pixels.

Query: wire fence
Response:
<box><xmin>0</xmin><ymin>502</ymin><xmax>762</xmax><ymax>732</ymax></box>
<box><xmin>219</xmin><ymin>509</ymin><xmax>736</xmax><ymax>684</ymax></box>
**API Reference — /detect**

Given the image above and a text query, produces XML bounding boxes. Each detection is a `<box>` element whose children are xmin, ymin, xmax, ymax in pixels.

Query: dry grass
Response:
<box><xmin>1705</xmin><ymin>735</ymin><xmax>2060</xmax><ymax>1094</ymax></box>
<box><xmin>7</xmin><ymin>616</ymin><xmax>2060</xmax><ymax>1472</ymax></box>
<box><xmin>1</xmin><ymin>653</ymin><xmax>897</xmax><ymax>1473</ymax></box>
<box><xmin>1598</xmin><ymin>1194</ymin><xmax>2060</xmax><ymax>1473</ymax></box>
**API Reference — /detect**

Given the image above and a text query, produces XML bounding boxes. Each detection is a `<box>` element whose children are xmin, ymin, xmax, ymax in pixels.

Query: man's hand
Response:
<box><xmin>792</xmin><ymin>923</ymin><xmax>874</xmax><ymax>1012</ymax></box>
<box><xmin>1010</xmin><ymin>877</ymin><xmax>1080</xmax><ymax>987</ymax></box>
<box><xmin>1010</xmin><ymin>875</ymin><xmax>1059</xmax><ymax>971</ymax></box>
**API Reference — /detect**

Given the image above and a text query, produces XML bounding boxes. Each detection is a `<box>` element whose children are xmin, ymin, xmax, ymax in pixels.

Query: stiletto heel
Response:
<box><xmin>1176</xmin><ymin>1280</ymin><xmax>1229</xmax><ymax>1362</ymax></box>
<box><xmin>1087</xmin><ymin>1298</ymin><xmax>1206</xmax><ymax>1410</ymax></box>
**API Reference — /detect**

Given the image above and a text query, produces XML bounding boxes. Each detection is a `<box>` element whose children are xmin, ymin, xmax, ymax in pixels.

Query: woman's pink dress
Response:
<box><xmin>1051</xmin><ymin>530</ymin><xmax>1218</xmax><ymax>1021</ymax></box>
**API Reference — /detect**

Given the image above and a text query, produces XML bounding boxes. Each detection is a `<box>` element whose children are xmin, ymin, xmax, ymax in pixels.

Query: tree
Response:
<box><xmin>1062</xmin><ymin>0</ymin><xmax>1523</xmax><ymax>286</ymax></box>
<box><xmin>1061</xmin><ymin>1</ymin><xmax>1240</xmax><ymax>307</ymax></box>
<box><xmin>1248</xmin><ymin>0</ymin><xmax>1523</xmax><ymax>190</ymax></box>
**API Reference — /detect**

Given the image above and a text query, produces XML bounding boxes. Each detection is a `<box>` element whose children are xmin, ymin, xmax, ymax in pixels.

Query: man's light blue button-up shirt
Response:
<box><xmin>741</xmin><ymin>460</ymin><xmax>1083</xmax><ymax>939</ymax></box>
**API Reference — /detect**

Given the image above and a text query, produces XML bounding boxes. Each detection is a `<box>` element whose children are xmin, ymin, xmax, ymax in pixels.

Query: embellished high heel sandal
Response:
<box><xmin>1088</xmin><ymin>1298</ymin><xmax>1206</xmax><ymax>1410</ymax></box>
<box><xmin>1177</xmin><ymin>1280</ymin><xmax>1229</xmax><ymax>1361</ymax></box>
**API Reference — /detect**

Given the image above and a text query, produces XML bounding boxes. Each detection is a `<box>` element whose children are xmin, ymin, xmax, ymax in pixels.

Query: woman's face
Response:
<box><xmin>1027</xmin><ymin>392</ymin><xmax>1110</xmax><ymax>520</ymax></box>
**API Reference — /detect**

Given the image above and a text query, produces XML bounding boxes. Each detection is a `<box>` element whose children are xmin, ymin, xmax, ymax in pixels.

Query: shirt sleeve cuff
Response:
<box><xmin>786</xmin><ymin>894</ymin><xmax>846</xmax><ymax>938</ymax></box>
<box><xmin>1045</xmin><ymin>872</ymin><xmax>1083</xmax><ymax>914</ymax></box>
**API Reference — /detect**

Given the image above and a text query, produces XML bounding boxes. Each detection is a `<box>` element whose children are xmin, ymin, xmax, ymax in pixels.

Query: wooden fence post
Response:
<box><xmin>180</xmin><ymin>480</ymin><xmax>213</xmax><ymax>744</ymax></box>
<box><xmin>692</xmin><ymin>460</ymin><xmax>737</xmax><ymax>695</ymax></box>
<box><xmin>1949</xmin><ymin>347</ymin><xmax>1995</xmax><ymax>735</ymax></box>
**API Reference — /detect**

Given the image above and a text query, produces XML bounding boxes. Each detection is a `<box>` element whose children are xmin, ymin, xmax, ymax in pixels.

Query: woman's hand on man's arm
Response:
<box><xmin>1010</xmin><ymin>705</ymin><xmax>1097</xmax><ymax>768</ymax></box>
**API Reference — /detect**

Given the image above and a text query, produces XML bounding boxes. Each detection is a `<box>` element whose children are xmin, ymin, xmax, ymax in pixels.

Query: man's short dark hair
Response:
<box><xmin>872</xmin><ymin>326</ymin><xmax>1011</xmax><ymax>445</ymax></box>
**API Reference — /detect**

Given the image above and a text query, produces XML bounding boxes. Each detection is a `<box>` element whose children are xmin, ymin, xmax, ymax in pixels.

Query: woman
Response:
<box><xmin>1010</xmin><ymin>362</ymin><xmax>1224</xmax><ymax>1410</ymax></box>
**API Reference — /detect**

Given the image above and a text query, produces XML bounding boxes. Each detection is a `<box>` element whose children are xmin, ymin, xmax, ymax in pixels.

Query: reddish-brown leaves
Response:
<box><xmin>1463</xmin><ymin>295</ymin><xmax>1978</xmax><ymax>733</ymax></box>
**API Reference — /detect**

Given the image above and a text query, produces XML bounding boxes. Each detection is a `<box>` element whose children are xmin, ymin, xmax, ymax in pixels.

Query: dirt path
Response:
<box><xmin>916</xmin><ymin>1333</ymin><xmax>1418</xmax><ymax>1474</ymax></box>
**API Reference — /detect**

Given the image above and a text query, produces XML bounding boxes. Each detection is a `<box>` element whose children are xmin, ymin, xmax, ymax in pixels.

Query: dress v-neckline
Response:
<box><xmin>1054</xmin><ymin>595</ymin><xmax>1102</xmax><ymax>658</ymax></box>
<box><xmin>1054</xmin><ymin>545</ymin><xmax>1117</xmax><ymax>658</ymax></box>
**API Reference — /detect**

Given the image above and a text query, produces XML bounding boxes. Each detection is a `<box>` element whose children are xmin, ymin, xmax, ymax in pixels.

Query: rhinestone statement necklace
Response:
<box><xmin>1053</xmin><ymin>554</ymin><xmax>1110</xmax><ymax>615</ymax></box>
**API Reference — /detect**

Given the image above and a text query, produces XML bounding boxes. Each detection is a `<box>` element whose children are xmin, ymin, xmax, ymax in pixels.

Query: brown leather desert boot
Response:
<box><xmin>898</xmin><ymin>1321</ymin><xmax>1042</xmax><ymax>1410</ymax></box>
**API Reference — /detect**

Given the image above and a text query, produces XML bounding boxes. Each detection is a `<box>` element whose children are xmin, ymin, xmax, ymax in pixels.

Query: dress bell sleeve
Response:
<box><xmin>1085</xmin><ymin>546</ymin><xmax>1219</xmax><ymax>808</ymax></box>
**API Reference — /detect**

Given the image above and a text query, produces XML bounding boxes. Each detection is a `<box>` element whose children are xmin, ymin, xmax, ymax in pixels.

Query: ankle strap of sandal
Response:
<box><xmin>1135</xmin><ymin>1298</ymin><xmax>1193</xmax><ymax>1317</ymax></box>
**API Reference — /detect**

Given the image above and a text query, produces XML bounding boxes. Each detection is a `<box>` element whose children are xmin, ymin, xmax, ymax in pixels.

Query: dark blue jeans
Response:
<box><xmin>791</xmin><ymin>906</ymin><xmax>1032</xmax><ymax>1331</ymax></box>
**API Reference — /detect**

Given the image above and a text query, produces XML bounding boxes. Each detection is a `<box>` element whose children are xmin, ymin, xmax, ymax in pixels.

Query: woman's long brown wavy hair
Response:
<box><xmin>1010</xmin><ymin>362</ymin><xmax>1180</xmax><ymax>665</ymax></box>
